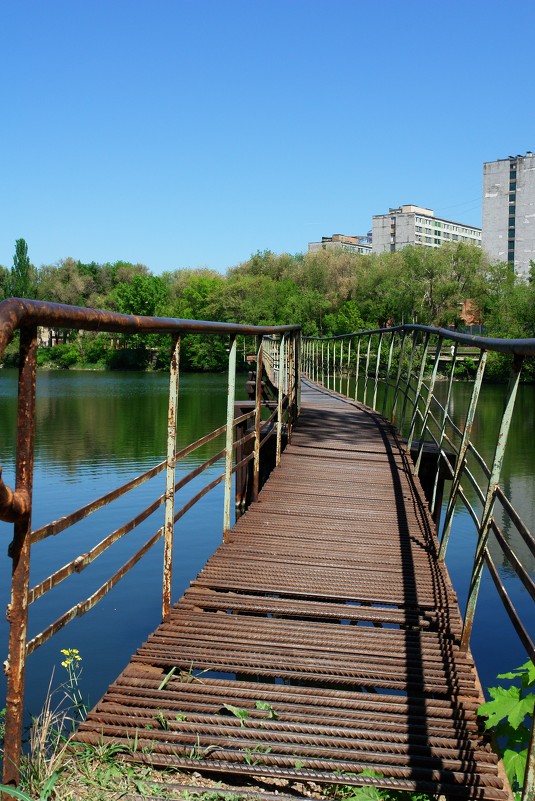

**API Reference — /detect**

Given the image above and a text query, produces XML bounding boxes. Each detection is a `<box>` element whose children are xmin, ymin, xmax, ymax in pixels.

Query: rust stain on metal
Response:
<box><xmin>75</xmin><ymin>379</ymin><xmax>510</xmax><ymax>800</ymax></box>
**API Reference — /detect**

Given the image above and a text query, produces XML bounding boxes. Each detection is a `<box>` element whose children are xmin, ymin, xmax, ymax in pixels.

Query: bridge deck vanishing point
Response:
<box><xmin>76</xmin><ymin>379</ymin><xmax>509</xmax><ymax>801</ymax></box>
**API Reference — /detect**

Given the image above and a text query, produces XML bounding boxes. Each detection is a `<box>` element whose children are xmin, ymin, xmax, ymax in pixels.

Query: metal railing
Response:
<box><xmin>0</xmin><ymin>298</ymin><xmax>300</xmax><ymax>786</ymax></box>
<box><xmin>302</xmin><ymin>324</ymin><xmax>535</xmax><ymax>801</ymax></box>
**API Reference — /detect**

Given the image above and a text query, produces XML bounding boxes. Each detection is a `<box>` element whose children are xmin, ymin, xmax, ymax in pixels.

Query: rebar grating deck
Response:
<box><xmin>76</xmin><ymin>380</ymin><xmax>508</xmax><ymax>800</ymax></box>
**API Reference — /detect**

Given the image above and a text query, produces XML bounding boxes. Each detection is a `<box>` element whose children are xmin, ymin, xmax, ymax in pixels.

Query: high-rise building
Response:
<box><xmin>482</xmin><ymin>153</ymin><xmax>535</xmax><ymax>276</ymax></box>
<box><xmin>371</xmin><ymin>205</ymin><xmax>481</xmax><ymax>254</ymax></box>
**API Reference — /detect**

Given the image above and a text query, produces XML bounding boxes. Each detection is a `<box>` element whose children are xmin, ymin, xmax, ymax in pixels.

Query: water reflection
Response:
<box><xmin>0</xmin><ymin>369</ymin><xmax>243</xmax><ymax>721</ymax></box>
<box><xmin>431</xmin><ymin>381</ymin><xmax>535</xmax><ymax>689</ymax></box>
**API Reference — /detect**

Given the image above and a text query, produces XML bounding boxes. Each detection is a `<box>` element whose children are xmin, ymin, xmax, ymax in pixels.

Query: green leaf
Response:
<box><xmin>222</xmin><ymin>704</ymin><xmax>249</xmax><ymax>724</ymax></box>
<box><xmin>41</xmin><ymin>771</ymin><xmax>60</xmax><ymax>799</ymax></box>
<box><xmin>343</xmin><ymin>787</ymin><xmax>383</xmax><ymax>801</ymax></box>
<box><xmin>0</xmin><ymin>786</ymin><xmax>34</xmax><ymax>801</ymax></box>
<box><xmin>255</xmin><ymin>700</ymin><xmax>278</xmax><ymax>719</ymax></box>
<box><xmin>498</xmin><ymin>660</ymin><xmax>534</xmax><ymax>679</ymax></box>
<box><xmin>502</xmin><ymin>748</ymin><xmax>528</xmax><ymax>790</ymax></box>
<box><xmin>478</xmin><ymin>686</ymin><xmax>535</xmax><ymax>729</ymax></box>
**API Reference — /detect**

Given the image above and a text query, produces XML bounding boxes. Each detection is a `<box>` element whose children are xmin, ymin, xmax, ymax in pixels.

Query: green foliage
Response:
<box><xmin>0</xmin><ymin>707</ymin><xmax>5</xmax><ymax>750</ymax></box>
<box><xmin>10</xmin><ymin>238</ymin><xmax>36</xmax><ymax>299</ymax></box>
<box><xmin>7</xmin><ymin>240</ymin><xmax>533</xmax><ymax>376</ymax></box>
<box><xmin>113</xmin><ymin>273</ymin><xmax>168</xmax><ymax>317</ymax></box>
<box><xmin>254</xmin><ymin>700</ymin><xmax>278</xmax><ymax>719</ymax></box>
<box><xmin>0</xmin><ymin>781</ymin><xmax>57</xmax><ymax>800</ymax></box>
<box><xmin>222</xmin><ymin>704</ymin><xmax>249</xmax><ymax>725</ymax></box>
<box><xmin>326</xmin><ymin>770</ymin><xmax>433</xmax><ymax>801</ymax></box>
<box><xmin>37</xmin><ymin>343</ymin><xmax>80</xmax><ymax>369</ymax></box>
<box><xmin>478</xmin><ymin>660</ymin><xmax>534</xmax><ymax>794</ymax></box>
<box><xmin>0</xmin><ymin>265</ymin><xmax>10</xmax><ymax>299</ymax></box>
<box><xmin>181</xmin><ymin>334</ymin><xmax>229</xmax><ymax>372</ymax></box>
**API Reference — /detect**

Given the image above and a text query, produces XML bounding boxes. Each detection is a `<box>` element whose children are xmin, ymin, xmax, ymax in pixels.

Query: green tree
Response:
<box><xmin>10</xmin><ymin>238</ymin><xmax>36</xmax><ymax>298</ymax></box>
<box><xmin>113</xmin><ymin>274</ymin><xmax>168</xmax><ymax>317</ymax></box>
<box><xmin>0</xmin><ymin>265</ymin><xmax>9</xmax><ymax>300</ymax></box>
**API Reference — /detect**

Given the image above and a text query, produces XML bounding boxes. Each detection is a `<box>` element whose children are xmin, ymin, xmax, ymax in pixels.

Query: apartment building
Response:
<box><xmin>482</xmin><ymin>153</ymin><xmax>535</xmax><ymax>276</ymax></box>
<box><xmin>308</xmin><ymin>233</ymin><xmax>372</xmax><ymax>255</ymax></box>
<box><xmin>372</xmin><ymin>205</ymin><xmax>482</xmax><ymax>254</ymax></box>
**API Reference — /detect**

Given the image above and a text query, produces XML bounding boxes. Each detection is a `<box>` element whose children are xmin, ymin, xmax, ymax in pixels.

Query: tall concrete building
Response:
<box><xmin>372</xmin><ymin>205</ymin><xmax>481</xmax><ymax>254</ymax></box>
<box><xmin>482</xmin><ymin>153</ymin><xmax>535</xmax><ymax>276</ymax></box>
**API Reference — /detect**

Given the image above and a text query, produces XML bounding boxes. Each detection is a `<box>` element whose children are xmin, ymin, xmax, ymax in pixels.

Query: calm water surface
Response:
<box><xmin>432</xmin><ymin>381</ymin><xmax>535</xmax><ymax>690</ymax></box>
<box><xmin>0</xmin><ymin>370</ymin><xmax>243</xmax><ymax>720</ymax></box>
<box><xmin>0</xmin><ymin>371</ymin><xmax>534</xmax><ymax>721</ymax></box>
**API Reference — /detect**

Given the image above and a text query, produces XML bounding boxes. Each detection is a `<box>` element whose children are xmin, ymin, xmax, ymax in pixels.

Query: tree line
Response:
<box><xmin>1</xmin><ymin>238</ymin><xmax>534</xmax><ymax>375</ymax></box>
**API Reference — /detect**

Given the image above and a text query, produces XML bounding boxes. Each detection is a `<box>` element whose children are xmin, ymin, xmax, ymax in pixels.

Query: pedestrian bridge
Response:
<box><xmin>0</xmin><ymin>299</ymin><xmax>533</xmax><ymax>800</ymax></box>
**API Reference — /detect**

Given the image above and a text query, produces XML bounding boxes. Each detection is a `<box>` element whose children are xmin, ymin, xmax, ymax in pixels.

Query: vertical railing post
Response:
<box><xmin>162</xmin><ymin>335</ymin><xmax>180</xmax><ymax>621</ymax></box>
<box><xmin>253</xmin><ymin>336</ymin><xmax>263</xmax><ymax>502</ymax></box>
<box><xmin>372</xmin><ymin>332</ymin><xmax>383</xmax><ymax>412</ymax></box>
<box><xmin>399</xmin><ymin>330</ymin><xmax>417</xmax><ymax>435</ymax></box>
<box><xmin>460</xmin><ymin>355</ymin><xmax>523</xmax><ymax>651</ymax></box>
<box><xmin>354</xmin><ymin>336</ymin><xmax>361</xmax><ymax>401</ymax></box>
<box><xmin>339</xmin><ymin>341</ymin><xmax>344</xmax><ymax>395</ymax></box>
<box><xmin>2</xmin><ymin>326</ymin><xmax>38</xmax><ymax>788</ymax></box>
<box><xmin>276</xmin><ymin>335</ymin><xmax>285</xmax><ymax>466</ymax></box>
<box><xmin>407</xmin><ymin>332</ymin><xmax>430</xmax><ymax>452</ymax></box>
<box><xmin>288</xmin><ymin>333</ymin><xmax>294</xmax><ymax>441</ymax></box>
<box><xmin>326</xmin><ymin>341</ymin><xmax>330</xmax><ymax>390</ymax></box>
<box><xmin>223</xmin><ymin>336</ymin><xmax>237</xmax><ymax>542</ymax></box>
<box><xmin>414</xmin><ymin>335</ymin><xmax>443</xmax><ymax>475</ymax></box>
<box><xmin>346</xmin><ymin>338</ymin><xmax>352</xmax><ymax>398</ymax></box>
<box><xmin>430</xmin><ymin>341</ymin><xmax>458</xmax><ymax>518</ymax></box>
<box><xmin>381</xmin><ymin>330</ymin><xmax>395</xmax><ymax>418</ymax></box>
<box><xmin>295</xmin><ymin>331</ymin><xmax>301</xmax><ymax>415</ymax></box>
<box><xmin>439</xmin><ymin>350</ymin><xmax>487</xmax><ymax>560</ymax></box>
<box><xmin>523</xmin><ymin>716</ymin><xmax>535</xmax><ymax>801</ymax></box>
<box><xmin>363</xmin><ymin>335</ymin><xmax>372</xmax><ymax>407</ymax></box>
<box><xmin>321</xmin><ymin>341</ymin><xmax>325</xmax><ymax>387</ymax></box>
<box><xmin>391</xmin><ymin>330</ymin><xmax>407</xmax><ymax>427</ymax></box>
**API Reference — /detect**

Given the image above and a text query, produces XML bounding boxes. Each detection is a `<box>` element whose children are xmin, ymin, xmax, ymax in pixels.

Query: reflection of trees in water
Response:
<box><xmin>1</xmin><ymin>371</ymin><xmax>233</xmax><ymax>473</ymax></box>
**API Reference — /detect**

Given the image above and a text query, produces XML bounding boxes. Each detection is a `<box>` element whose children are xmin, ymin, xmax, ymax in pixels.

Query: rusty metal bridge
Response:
<box><xmin>1</xmin><ymin>299</ymin><xmax>534</xmax><ymax>800</ymax></box>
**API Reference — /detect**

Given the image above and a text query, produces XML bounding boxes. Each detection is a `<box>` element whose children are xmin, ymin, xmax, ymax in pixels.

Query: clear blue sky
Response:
<box><xmin>2</xmin><ymin>0</ymin><xmax>534</xmax><ymax>274</ymax></box>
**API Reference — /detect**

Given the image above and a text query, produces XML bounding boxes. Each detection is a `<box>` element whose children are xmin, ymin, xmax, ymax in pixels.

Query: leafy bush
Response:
<box><xmin>478</xmin><ymin>660</ymin><xmax>534</xmax><ymax>796</ymax></box>
<box><xmin>40</xmin><ymin>344</ymin><xmax>80</xmax><ymax>369</ymax></box>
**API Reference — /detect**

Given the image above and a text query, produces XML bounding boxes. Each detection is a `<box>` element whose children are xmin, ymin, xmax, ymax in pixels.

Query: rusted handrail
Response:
<box><xmin>302</xmin><ymin>325</ymin><xmax>535</xmax><ymax>801</ymax></box>
<box><xmin>0</xmin><ymin>297</ymin><xmax>300</xmax><ymax>787</ymax></box>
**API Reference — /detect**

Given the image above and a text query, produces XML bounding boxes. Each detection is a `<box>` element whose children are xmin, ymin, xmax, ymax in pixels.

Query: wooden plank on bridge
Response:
<box><xmin>76</xmin><ymin>379</ymin><xmax>509</xmax><ymax>800</ymax></box>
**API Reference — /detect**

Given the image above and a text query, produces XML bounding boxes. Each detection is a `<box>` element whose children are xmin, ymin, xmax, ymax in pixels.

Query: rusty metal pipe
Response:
<box><xmin>2</xmin><ymin>326</ymin><xmax>37</xmax><ymax>788</ymax></box>
<box><xmin>0</xmin><ymin>471</ymin><xmax>30</xmax><ymax>523</ymax></box>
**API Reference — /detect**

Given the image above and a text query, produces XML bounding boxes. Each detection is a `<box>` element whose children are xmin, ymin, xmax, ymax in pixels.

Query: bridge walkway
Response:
<box><xmin>76</xmin><ymin>379</ymin><xmax>508</xmax><ymax>800</ymax></box>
